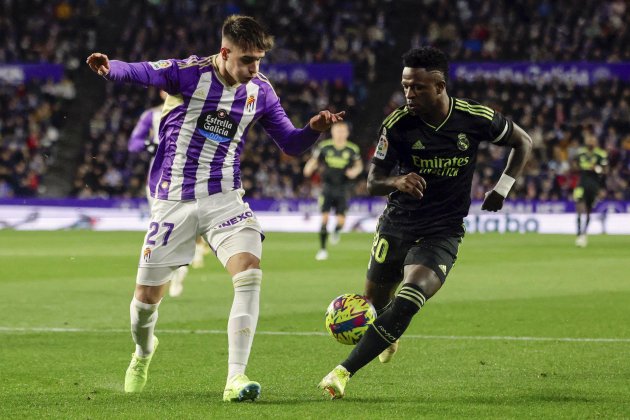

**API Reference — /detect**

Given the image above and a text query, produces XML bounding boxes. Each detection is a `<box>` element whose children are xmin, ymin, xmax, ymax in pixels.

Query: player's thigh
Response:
<box><xmin>198</xmin><ymin>191</ymin><xmax>264</xmax><ymax>269</ymax></box>
<box><xmin>138</xmin><ymin>199</ymin><xmax>198</xmax><ymax>270</ymax></box>
<box><xmin>404</xmin><ymin>236</ymin><xmax>461</xmax><ymax>297</ymax></box>
<box><xmin>220</xmin><ymin>229</ymin><xmax>263</xmax><ymax>276</ymax></box>
<box><xmin>583</xmin><ymin>187</ymin><xmax>598</xmax><ymax>211</ymax></box>
<box><xmin>319</xmin><ymin>193</ymin><xmax>333</xmax><ymax>213</ymax></box>
<box><xmin>333</xmin><ymin>192</ymin><xmax>348</xmax><ymax>215</ymax></box>
<box><xmin>365</xmin><ymin>233</ymin><xmax>409</xmax><ymax>305</ymax></box>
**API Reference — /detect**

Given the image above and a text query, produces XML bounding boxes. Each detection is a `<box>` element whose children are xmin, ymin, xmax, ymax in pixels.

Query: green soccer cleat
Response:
<box><xmin>124</xmin><ymin>336</ymin><xmax>159</xmax><ymax>393</ymax></box>
<box><xmin>223</xmin><ymin>373</ymin><xmax>261</xmax><ymax>402</ymax></box>
<box><xmin>318</xmin><ymin>365</ymin><xmax>350</xmax><ymax>400</ymax></box>
<box><xmin>378</xmin><ymin>339</ymin><xmax>399</xmax><ymax>363</ymax></box>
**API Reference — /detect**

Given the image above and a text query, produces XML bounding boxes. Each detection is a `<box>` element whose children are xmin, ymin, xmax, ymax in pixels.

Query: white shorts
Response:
<box><xmin>137</xmin><ymin>189</ymin><xmax>263</xmax><ymax>271</ymax></box>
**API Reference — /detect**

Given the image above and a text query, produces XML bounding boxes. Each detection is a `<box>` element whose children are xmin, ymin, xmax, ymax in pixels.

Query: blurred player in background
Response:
<box><xmin>87</xmin><ymin>14</ymin><xmax>343</xmax><ymax>401</ymax></box>
<box><xmin>303</xmin><ymin>121</ymin><xmax>363</xmax><ymax>260</ymax></box>
<box><xmin>319</xmin><ymin>46</ymin><xmax>532</xmax><ymax>399</ymax></box>
<box><xmin>573</xmin><ymin>128</ymin><xmax>608</xmax><ymax>248</ymax></box>
<box><xmin>129</xmin><ymin>90</ymin><xmax>210</xmax><ymax>297</ymax></box>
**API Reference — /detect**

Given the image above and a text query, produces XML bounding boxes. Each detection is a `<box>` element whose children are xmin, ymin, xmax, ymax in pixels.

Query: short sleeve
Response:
<box><xmin>488</xmin><ymin>111</ymin><xmax>513</xmax><ymax>146</ymax></box>
<box><xmin>371</xmin><ymin>125</ymin><xmax>399</xmax><ymax>170</ymax></box>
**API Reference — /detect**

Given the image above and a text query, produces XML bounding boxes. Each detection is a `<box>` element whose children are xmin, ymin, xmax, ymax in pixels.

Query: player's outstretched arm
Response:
<box><xmin>482</xmin><ymin>122</ymin><xmax>532</xmax><ymax>212</ymax></box>
<box><xmin>262</xmin><ymin>107</ymin><xmax>345</xmax><ymax>156</ymax></box>
<box><xmin>367</xmin><ymin>163</ymin><xmax>426</xmax><ymax>199</ymax></box>
<box><xmin>309</xmin><ymin>110</ymin><xmax>346</xmax><ymax>132</ymax></box>
<box><xmin>86</xmin><ymin>52</ymin><xmax>180</xmax><ymax>93</ymax></box>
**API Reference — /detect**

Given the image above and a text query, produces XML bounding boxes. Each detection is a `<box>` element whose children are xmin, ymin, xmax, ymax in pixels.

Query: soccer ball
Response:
<box><xmin>325</xmin><ymin>294</ymin><xmax>376</xmax><ymax>345</ymax></box>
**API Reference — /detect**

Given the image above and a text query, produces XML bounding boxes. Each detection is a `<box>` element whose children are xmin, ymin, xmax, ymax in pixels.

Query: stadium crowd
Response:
<box><xmin>0</xmin><ymin>0</ymin><xmax>89</xmax><ymax>197</ymax></box>
<box><xmin>2</xmin><ymin>0</ymin><xmax>629</xmax><ymax>201</ymax></box>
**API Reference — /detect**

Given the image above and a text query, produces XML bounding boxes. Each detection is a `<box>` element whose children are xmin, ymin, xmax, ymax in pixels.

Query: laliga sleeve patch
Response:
<box><xmin>148</xmin><ymin>60</ymin><xmax>173</xmax><ymax>70</ymax></box>
<box><xmin>374</xmin><ymin>129</ymin><xmax>389</xmax><ymax>160</ymax></box>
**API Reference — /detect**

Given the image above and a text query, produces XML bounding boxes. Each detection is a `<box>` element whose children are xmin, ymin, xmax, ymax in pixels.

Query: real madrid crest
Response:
<box><xmin>457</xmin><ymin>133</ymin><xmax>469</xmax><ymax>151</ymax></box>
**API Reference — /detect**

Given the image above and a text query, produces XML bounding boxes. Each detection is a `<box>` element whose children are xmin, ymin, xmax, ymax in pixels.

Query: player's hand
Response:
<box><xmin>481</xmin><ymin>190</ymin><xmax>505</xmax><ymax>212</ymax></box>
<box><xmin>86</xmin><ymin>53</ymin><xmax>110</xmax><ymax>76</ymax></box>
<box><xmin>309</xmin><ymin>110</ymin><xmax>346</xmax><ymax>132</ymax></box>
<box><xmin>393</xmin><ymin>173</ymin><xmax>426</xmax><ymax>199</ymax></box>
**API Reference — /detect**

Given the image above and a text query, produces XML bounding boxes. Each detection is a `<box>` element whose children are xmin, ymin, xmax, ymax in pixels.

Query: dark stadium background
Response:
<box><xmin>2</xmin><ymin>0</ymin><xmax>628</xmax><ymax>203</ymax></box>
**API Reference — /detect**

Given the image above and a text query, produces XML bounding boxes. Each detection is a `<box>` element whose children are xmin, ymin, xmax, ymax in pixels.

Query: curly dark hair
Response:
<box><xmin>402</xmin><ymin>47</ymin><xmax>449</xmax><ymax>82</ymax></box>
<box><xmin>222</xmin><ymin>15</ymin><xmax>274</xmax><ymax>52</ymax></box>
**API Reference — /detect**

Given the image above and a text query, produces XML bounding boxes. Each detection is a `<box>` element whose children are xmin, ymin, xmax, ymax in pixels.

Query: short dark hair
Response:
<box><xmin>222</xmin><ymin>15</ymin><xmax>274</xmax><ymax>52</ymax></box>
<box><xmin>402</xmin><ymin>47</ymin><xmax>449</xmax><ymax>82</ymax></box>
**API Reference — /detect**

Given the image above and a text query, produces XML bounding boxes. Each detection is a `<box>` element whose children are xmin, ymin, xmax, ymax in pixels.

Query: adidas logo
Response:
<box><xmin>412</xmin><ymin>140</ymin><xmax>425</xmax><ymax>150</ymax></box>
<box><xmin>439</xmin><ymin>265</ymin><xmax>447</xmax><ymax>275</ymax></box>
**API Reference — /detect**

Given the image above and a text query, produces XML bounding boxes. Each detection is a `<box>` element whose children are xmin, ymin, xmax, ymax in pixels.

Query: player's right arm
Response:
<box><xmin>367</xmin><ymin>164</ymin><xmax>426</xmax><ymax>199</ymax></box>
<box><xmin>303</xmin><ymin>148</ymin><xmax>320</xmax><ymax>177</ymax></box>
<box><xmin>367</xmin><ymin>126</ymin><xmax>426</xmax><ymax>199</ymax></box>
<box><xmin>86</xmin><ymin>52</ymin><xmax>183</xmax><ymax>94</ymax></box>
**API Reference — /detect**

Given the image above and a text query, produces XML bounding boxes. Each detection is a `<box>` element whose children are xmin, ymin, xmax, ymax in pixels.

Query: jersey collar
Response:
<box><xmin>420</xmin><ymin>97</ymin><xmax>453</xmax><ymax>131</ymax></box>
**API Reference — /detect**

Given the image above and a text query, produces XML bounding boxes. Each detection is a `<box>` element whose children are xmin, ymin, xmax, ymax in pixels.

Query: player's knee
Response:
<box><xmin>404</xmin><ymin>265</ymin><xmax>443</xmax><ymax>297</ymax></box>
<box><xmin>134</xmin><ymin>284</ymin><xmax>165</xmax><ymax>304</ymax></box>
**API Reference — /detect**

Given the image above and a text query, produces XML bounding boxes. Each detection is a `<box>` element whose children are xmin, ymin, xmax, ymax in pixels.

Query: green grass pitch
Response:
<box><xmin>1</xmin><ymin>231</ymin><xmax>629</xmax><ymax>418</ymax></box>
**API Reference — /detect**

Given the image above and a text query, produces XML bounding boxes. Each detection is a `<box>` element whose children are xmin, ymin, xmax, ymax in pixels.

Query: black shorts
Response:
<box><xmin>573</xmin><ymin>184</ymin><xmax>600</xmax><ymax>208</ymax></box>
<box><xmin>319</xmin><ymin>190</ymin><xmax>348</xmax><ymax>214</ymax></box>
<box><xmin>366</xmin><ymin>233</ymin><xmax>461</xmax><ymax>284</ymax></box>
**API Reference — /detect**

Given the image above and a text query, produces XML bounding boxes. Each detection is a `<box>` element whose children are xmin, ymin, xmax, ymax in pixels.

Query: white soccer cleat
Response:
<box><xmin>315</xmin><ymin>249</ymin><xmax>328</xmax><ymax>261</ymax></box>
<box><xmin>378</xmin><ymin>340</ymin><xmax>399</xmax><ymax>363</ymax></box>
<box><xmin>329</xmin><ymin>231</ymin><xmax>340</xmax><ymax>245</ymax></box>
<box><xmin>318</xmin><ymin>365</ymin><xmax>350</xmax><ymax>400</ymax></box>
<box><xmin>575</xmin><ymin>234</ymin><xmax>587</xmax><ymax>248</ymax></box>
<box><xmin>169</xmin><ymin>266</ymin><xmax>188</xmax><ymax>297</ymax></box>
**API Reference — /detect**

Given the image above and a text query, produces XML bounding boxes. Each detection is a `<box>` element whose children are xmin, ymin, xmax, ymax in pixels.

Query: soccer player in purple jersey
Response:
<box><xmin>87</xmin><ymin>15</ymin><xmax>344</xmax><ymax>401</ymax></box>
<box><xmin>129</xmin><ymin>91</ymin><xmax>209</xmax><ymax>297</ymax></box>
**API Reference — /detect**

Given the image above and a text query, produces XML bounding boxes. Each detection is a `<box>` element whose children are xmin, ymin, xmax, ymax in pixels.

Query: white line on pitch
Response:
<box><xmin>0</xmin><ymin>326</ymin><xmax>629</xmax><ymax>343</ymax></box>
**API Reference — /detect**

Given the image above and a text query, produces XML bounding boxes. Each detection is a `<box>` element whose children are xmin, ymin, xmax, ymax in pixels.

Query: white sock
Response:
<box><xmin>130</xmin><ymin>297</ymin><xmax>160</xmax><ymax>357</ymax></box>
<box><xmin>227</xmin><ymin>268</ymin><xmax>262</xmax><ymax>381</ymax></box>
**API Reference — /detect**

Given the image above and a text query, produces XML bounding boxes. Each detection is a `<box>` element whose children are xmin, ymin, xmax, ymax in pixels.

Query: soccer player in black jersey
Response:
<box><xmin>304</xmin><ymin>121</ymin><xmax>363</xmax><ymax>260</ymax></box>
<box><xmin>573</xmin><ymin>131</ymin><xmax>608</xmax><ymax>247</ymax></box>
<box><xmin>319</xmin><ymin>47</ymin><xmax>532</xmax><ymax>399</ymax></box>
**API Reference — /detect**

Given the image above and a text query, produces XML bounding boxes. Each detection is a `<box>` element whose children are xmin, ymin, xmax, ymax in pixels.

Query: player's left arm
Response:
<box><xmin>259</xmin><ymin>87</ymin><xmax>345</xmax><ymax>156</ymax></box>
<box><xmin>482</xmin><ymin>122</ymin><xmax>533</xmax><ymax>212</ymax></box>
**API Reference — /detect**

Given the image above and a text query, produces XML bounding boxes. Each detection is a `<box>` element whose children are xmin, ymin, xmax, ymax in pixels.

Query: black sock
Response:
<box><xmin>319</xmin><ymin>225</ymin><xmax>328</xmax><ymax>249</ymax></box>
<box><xmin>584</xmin><ymin>213</ymin><xmax>590</xmax><ymax>234</ymax></box>
<box><xmin>334</xmin><ymin>223</ymin><xmax>343</xmax><ymax>234</ymax></box>
<box><xmin>577</xmin><ymin>215</ymin><xmax>582</xmax><ymax>236</ymax></box>
<box><xmin>375</xmin><ymin>300</ymin><xmax>392</xmax><ymax>317</ymax></box>
<box><xmin>341</xmin><ymin>284</ymin><xmax>427</xmax><ymax>375</ymax></box>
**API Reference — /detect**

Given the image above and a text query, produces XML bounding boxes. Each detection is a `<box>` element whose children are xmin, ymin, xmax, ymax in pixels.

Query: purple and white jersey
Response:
<box><xmin>107</xmin><ymin>55</ymin><xmax>320</xmax><ymax>201</ymax></box>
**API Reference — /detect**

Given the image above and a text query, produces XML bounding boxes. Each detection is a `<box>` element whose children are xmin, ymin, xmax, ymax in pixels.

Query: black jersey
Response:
<box><xmin>372</xmin><ymin>98</ymin><xmax>513</xmax><ymax>239</ymax></box>
<box><xmin>316</xmin><ymin>139</ymin><xmax>361</xmax><ymax>189</ymax></box>
<box><xmin>575</xmin><ymin>146</ymin><xmax>607</xmax><ymax>189</ymax></box>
